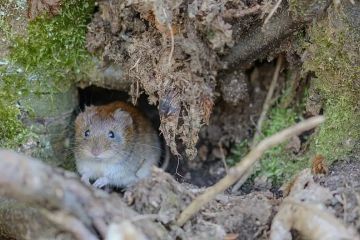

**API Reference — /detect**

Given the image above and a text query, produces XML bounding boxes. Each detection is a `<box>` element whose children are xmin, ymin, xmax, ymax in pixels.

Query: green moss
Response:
<box><xmin>0</xmin><ymin>0</ymin><xmax>95</xmax><ymax>148</ymax></box>
<box><xmin>227</xmin><ymin>5</ymin><xmax>359</xmax><ymax>187</ymax></box>
<box><xmin>314</xmin><ymin>97</ymin><xmax>359</xmax><ymax>159</ymax></box>
<box><xmin>10</xmin><ymin>0</ymin><xmax>95</xmax><ymax>93</ymax></box>
<box><xmin>0</xmin><ymin>106</ymin><xmax>30</xmax><ymax>148</ymax></box>
<box><xmin>303</xmin><ymin>8</ymin><xmax>360</xmax><ymax>162</ymax></box>
<box><xmin>0</xmin><ymin>68</ymin><xmax>32</xmax><ymax>148</ymax></box>
<box><xmin>256</xmin><ymin>108</ymin><xmax>300</xmax><ymax>184</ymax></box>
<box><xmin>288</xmin><ymin>0</ymin><xmax>308</xmax><ymax>17</ymax></box>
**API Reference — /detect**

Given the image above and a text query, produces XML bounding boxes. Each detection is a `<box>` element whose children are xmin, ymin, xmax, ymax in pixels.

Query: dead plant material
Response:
<box><xmin>85</xmin><ymin>0</ymin><xmax>264</xmax><ymax>159</ymax></box>
<box><xmin>84</xmin><ymin>0</ymin><xmax>332</xmax><ymax>159</ymax></box>
<box><xmin>271</xmin><ymin>169</ymin><xmax>359</xmax><ymax>240</ymax></box>
<box><xmin>311</xmin><ymin>155</ymin><xmax>329</xmax><ymax>175</ymax></box>
<box><xmin>27</xmin><ymin>0</ymin><xmax>62</xmax><ymax>20</ymax></box>
<box><xmin>176</xmin><ymin>116</ymin><xmax>325</xmax><ymax>226</ymax></box>
<box><xmin>271</xmin><ymin>201</ymin><xmax>360</xmax><ymax>240</ymax></box>
<box><xmin>280</xmin><ymin>169</ymin><xmax>333</xmax><ymax>202</ymax></box>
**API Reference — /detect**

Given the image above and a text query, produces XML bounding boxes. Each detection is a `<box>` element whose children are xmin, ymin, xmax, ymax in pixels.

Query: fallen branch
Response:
<box><xmin>176</xmin><ymin>115</ymin><xmax>325</xmax><ymax>226</ymax></box>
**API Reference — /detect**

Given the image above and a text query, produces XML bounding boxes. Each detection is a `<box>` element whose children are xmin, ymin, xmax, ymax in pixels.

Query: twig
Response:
<box><xmin>167</xmin><ymin>22</ymin><xmax>175</xmax><ymax>68</ymax></box>
<box><xmin>252</xmin><ymin>55</ymin><xmax>283</xmax><ymax>147</ymax></box>
<box><xmin>129</xmin><ymin>57</ymin><xmax>141</xmax><ymax>72</ymax></box>
<box><xmin>161</xmin><ymin>7</ymin><xmax>175</xmax><ymax>68</ymax></box>
<box><xmin>176</xmin><ymin>116</ymin><xmax>325</xmax><ymax>226</ymax></box>
<box><xmin>263</xmin><ymin>0</ymin><xmax>283</xmax><ymax>25</ymax></box>
<box><xmin>219</xmin><ymin>142</ymin><xmax>229</xmax><ymax>174</ymax></box>
<box><xmin>232</xmin><ymin>55</ymin><xmax>283</xmax><ymax>192</ymax></box>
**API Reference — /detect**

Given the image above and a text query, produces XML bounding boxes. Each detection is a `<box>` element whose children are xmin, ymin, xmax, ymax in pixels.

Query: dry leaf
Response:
<box><xmin>201</xmin><ymin>94</ymin><xmax>214</xmax><ymax>124</ymax></box>
<box><xmin>224</xmin><ymin>233</ymin><xmax>239</xmax><ymax>240</ymax></box>
<box><xmin>311</xmin><ymin>155</ymin><xmax>328</xmax><ymax>175</ymax></box>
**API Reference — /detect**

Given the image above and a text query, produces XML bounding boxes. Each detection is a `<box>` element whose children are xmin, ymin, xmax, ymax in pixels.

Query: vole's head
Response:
<box><xmin>75</xmin><ymin>105</ymin><xmax>133</xmax><ymax>162</ymax></box>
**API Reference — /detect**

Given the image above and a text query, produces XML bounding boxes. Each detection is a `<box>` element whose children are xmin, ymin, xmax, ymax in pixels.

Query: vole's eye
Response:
<box><xmin>108</xmin><ymin>131</ymin><xmax>115</xmax><ymax>139</ymax></box>
<box><xmin>84</xmin><ymin>130</ymin><xmax>90</xmax><ymax>137</ymax></box>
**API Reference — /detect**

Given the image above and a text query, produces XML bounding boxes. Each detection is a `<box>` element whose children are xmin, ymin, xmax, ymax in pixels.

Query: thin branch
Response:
<box><xmin>176</xmin><ymin>116</ymin><xmax>325</xmax><ymax>226</ymax></box>
<box><xmin>232</xmin><ymin>54</ymin><xmax>283</xmax><ymax>192</ymax></box>
<box><xmin>252</xmin><ymin>55</ymin><xmax>283</xmax><ymax>147</ymax></box>
<box><xmin>167</xmin><ymin>22</ymin><xmax>175</xmax><ymax>68</ymax></box>
<box><xmin>263</xmin><ymin>0</ymin><xmax>283</xmax><ymax>25</ymax></box>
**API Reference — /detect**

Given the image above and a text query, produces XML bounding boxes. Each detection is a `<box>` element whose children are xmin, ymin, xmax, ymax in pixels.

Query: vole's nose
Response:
<box><xmin>91</xmin><ymin>147</ymin><xmax>102</xmax><ymax>157</ymax></box>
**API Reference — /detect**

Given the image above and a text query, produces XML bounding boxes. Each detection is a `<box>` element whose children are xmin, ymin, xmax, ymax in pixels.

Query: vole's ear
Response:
<box><xmin>75</xmin><ymin>105</ymin><xmax>96</xmax><ymax>126</ymax></box>
<box><xmin>84</xmin><ymin>105</ymin><xmax>96</xmax><ymax>112</ymax></box>
<box><xmin>75</xmin><ymin>111</ymin><xmax>86</xmax><ymax>129</ymax></box>
<box><xmin>113</xmin><ymin>109</ymin><xmax>133</xmax><ymax>127</ymax></box>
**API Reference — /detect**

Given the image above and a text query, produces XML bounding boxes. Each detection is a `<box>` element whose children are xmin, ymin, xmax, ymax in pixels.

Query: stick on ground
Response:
<box><xmin>176</xmin><ymin>115</ymin><xmax>325</xmax><ymax>226</ymax></box>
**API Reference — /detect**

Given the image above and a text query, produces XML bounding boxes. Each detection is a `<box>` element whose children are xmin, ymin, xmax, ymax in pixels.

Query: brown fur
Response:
<box><xmin>74</xmin><ymin>101</ymin><xmax>161</xmax><ymax>188</ymax></box>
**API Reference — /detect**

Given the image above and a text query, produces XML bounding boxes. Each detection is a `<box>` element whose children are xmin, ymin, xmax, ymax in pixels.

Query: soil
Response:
<box><xmin>120</xmin><ymin>150</ymin><xmax>360</xmax><ymax>239</ymax></box>
<box><xmin>320</xmin><ymin>153</ymin><xmax>360</xmax><ymax>231</ymax></box>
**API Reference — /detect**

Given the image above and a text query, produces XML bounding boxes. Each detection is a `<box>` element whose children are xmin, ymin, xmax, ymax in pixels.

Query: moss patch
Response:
<box><xmin>0</xmin><ymin>0</ymin><xmax>95</xmax><ymax>148</ymax></box>
<box><xmin>256</xmin><ymin>107</ymin><xmax>302</xmax><ymax>185</ymax></box>
<box><xmin>0</xmin><ymin>67</ymin><xmax>31</xmax><ymax>148</ymax></box>
<box><xmin>10</xmin><ymin>0</ymin><xmax>95</xmax><ymax>93</ymax></box>
<box><xmin>303</xmin><ymin>6</ymin><xmax>360</xmax><ymax>162</ymax></box>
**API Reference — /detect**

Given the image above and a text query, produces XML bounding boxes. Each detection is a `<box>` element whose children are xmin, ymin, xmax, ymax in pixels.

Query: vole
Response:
<box><xmin>74</xmin><ymin>101</ymin><xmax>161</xmax><ymax>188</ymax></box>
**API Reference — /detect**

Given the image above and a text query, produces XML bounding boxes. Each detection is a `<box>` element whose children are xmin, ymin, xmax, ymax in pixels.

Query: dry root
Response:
<box><xmin>0</xmin><ymin>150</ymin><xmax>169</xmax><ymax>240</ymax></box>
<box><xmin>271</xmin><ymin>169</ymin><xmax>360</xmax><ymax>240</ymax></box>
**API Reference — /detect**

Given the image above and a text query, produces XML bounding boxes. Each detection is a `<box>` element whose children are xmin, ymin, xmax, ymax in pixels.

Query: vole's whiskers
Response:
<box><xmin>127</xmin><ymin>142</ymin><xmax>163</xmax><ymax>151</ymax></box>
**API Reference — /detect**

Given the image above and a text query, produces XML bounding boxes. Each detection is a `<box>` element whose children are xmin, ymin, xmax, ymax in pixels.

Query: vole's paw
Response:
<box><xmin>80</xmin><ymin>174</ymin><xmax>91</xmax><ymax>185</ymax></box>
<box><xmin>93</xmin><ymin>177</ymin><xmax>110</xmax><ymax>188</ymax></box>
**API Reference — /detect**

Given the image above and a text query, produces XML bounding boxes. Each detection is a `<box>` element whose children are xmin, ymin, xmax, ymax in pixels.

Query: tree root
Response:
<box><xmin>0</xmin><ymin>150</ymin><xmax>169</xmax><ymax>240</ymax></box>
<box><xmin>222</xmin><ymin>0</ymin><xmax>332</xmax><ymax>69</ymax></box>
